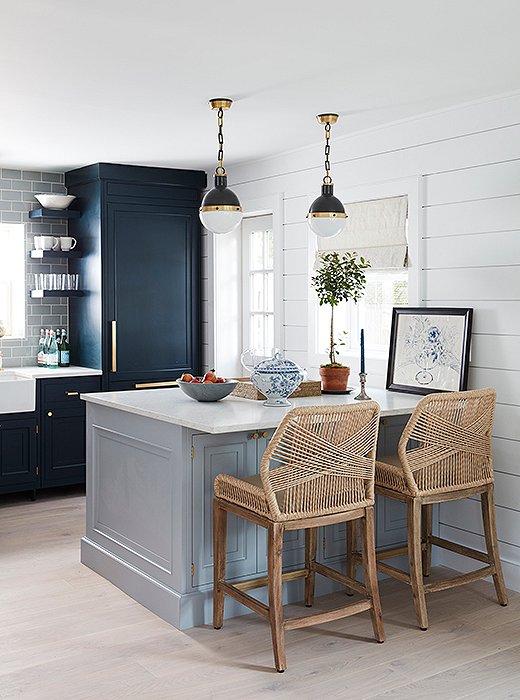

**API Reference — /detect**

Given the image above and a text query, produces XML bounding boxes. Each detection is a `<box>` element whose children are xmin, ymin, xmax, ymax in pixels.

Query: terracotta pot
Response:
<box><xmin>319</xmin><ymin>366</ymin><xmax>350</xmax><ymax>392</ymax></box>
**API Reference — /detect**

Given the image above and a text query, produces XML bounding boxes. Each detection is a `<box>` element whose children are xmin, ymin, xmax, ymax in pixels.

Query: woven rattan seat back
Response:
<box><xmin>259</xmin><ymin>402</ymin><xmax>380</xmax><ymax>521</ymax></box>
<box><xmin>396</xmin><ymin>388</ymin><xmax>496</xmax><ymax>496</ymax></box>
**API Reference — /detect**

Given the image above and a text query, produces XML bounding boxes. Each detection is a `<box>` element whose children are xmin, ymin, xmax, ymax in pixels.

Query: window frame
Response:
<box><xmin>211</xmin><ymin>192</ymin><xmax>283</xmax><ymax>375</ymax></box>
<box><xmin>241</xmin><ymin>213</ymin><xmax>275</xmax><ymax>358</ymax></box>
<box><xmin>308</xmin><ymin>176</ymin><xmax>423</xmax><ymax>372</ymax></box>
<box><xmin>0</xmin><ymin>223</ymin><xmax>26</xmax><ymax>339</ymax></box>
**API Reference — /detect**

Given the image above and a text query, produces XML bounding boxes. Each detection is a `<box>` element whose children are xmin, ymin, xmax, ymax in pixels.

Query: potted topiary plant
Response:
<box><xmin>311</xmin><ymin>251</ymin><xmax>371</xmax><ymax>391</ymax></box>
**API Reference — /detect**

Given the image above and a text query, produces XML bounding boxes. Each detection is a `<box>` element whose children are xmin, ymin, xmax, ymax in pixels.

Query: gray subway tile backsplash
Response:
<box><xmin>0</xmin><ymin>169</ymin><xmax>70</xmax><ymax>367</ymax></box>
<box><xmin>1</xmin><ymin>168</ymin><xmax>21</xmax><ymax>179</ymax></box>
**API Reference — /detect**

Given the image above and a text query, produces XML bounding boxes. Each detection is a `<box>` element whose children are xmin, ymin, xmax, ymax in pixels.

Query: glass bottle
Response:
<box><xmin>55</xmin><ymin>328</ymin><xmax>62</xmax><ymax>365</ymax></box>
<box><xmin>37</xmin><ymin>329</ymin><xmax>46</xmax><ymax>367</ymax></box>
<box><xmin>47</xmin><ymin>331</ymin><xmax>59</xmax><ymax>369</ymax></box>
<box><xmin>59</xmin><ymin>329</ymin><xmax>70</xmax><ymax>367</ymax></box>
<box><xmin>43</xmin><ymin>329</ymin><xmax>51</xmax><ymax>367</ymax></box>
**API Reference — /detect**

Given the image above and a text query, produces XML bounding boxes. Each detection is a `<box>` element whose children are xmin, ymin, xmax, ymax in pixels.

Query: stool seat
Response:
<box><xmin>375</xmin><ymin>455</ymin><xmax>414</xmax><ymax>496</ymax></box>
<box><xmin>215</xmin><ymin>472</ymin><xmax>373</xmax><ymax>522</ymax></box>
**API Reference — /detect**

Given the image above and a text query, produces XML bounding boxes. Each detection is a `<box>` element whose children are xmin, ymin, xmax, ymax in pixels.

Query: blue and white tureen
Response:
<box><xmin>249</xmin><ymin>351</ymin><xmax>305</xmax><ymax>407</ymax></box>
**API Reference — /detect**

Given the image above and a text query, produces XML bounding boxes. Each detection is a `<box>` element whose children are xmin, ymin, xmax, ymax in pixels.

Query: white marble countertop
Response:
<box><xmin>82</xmin><ymin>386</ymin><xmax>424</xmax><ymax>434</ymax></box>
<box><xmin>16</xmin><ymin>366</ymin><xmax>102</xmax><ymax>379</ymax></box>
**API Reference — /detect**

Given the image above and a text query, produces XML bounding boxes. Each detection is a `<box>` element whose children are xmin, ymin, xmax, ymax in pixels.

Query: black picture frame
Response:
<box><xmin>386</xmin><ymin>306</ymin><xmax>473</xmax><ymax>395</ymax></box>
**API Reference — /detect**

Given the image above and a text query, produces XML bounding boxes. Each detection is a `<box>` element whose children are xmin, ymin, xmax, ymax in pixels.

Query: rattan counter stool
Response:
<box><xmin>347</xmin><ymin>388</ymin><xmax>508</xmax><ymax>631</ymax></box>
<box><xmin>213</xmin><ymin>402</ymin><xmax>385</xmax><ymax>672</ymax></box>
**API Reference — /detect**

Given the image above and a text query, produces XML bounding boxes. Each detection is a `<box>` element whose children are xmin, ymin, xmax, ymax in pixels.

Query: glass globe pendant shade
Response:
<box><xmin>199</xmin><ymin>174</ymin><xmax>243</xmax><ymax>235</ymax></box>
<box><xmin>307</xmin><ymin>183</ymin><xmax>347</xmax><ymax>238</ymax></box>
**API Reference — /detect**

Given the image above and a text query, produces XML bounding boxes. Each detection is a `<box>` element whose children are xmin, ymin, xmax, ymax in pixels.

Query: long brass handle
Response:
<box><xmin>65</xmin><ymin>391</ymin><xmax>79</xmax><ymax>396</ymax></box>
<box><xmin>134</xmin><ymin>381</ymin><xmax>178</xmax><ymax>389</ymax></box>
<box><xmin>111</xmin><ymin>320</ymin><xmax>117</xmax><ymax>373</ymax></box>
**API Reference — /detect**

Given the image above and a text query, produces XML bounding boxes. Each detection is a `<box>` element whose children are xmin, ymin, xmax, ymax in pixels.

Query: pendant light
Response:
<box><xmin>307</xmin><ymin>113</ymin><xmax>347</xmax><ymax>238</ymax></box>
<box><xmin>199</xmin><ymin>98</ymin><xmax>243</xmax><ymax>235</ymax></box>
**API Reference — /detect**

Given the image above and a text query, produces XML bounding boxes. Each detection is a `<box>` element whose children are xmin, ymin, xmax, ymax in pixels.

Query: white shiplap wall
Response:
<box><xmin>204</xmin><ymin>91</ymin><xmax>520</xmax><ymax>591</ymax></box>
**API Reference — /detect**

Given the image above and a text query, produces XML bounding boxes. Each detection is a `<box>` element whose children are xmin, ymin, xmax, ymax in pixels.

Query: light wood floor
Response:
<box><xmin>1</xmin><ymin>489</ymin><xmax>519</xmax><ymax>700</ymax></box>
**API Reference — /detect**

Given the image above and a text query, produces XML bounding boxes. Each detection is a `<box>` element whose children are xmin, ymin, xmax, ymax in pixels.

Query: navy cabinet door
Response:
<box><xmin>0</xmin><ymin>419</ymin><xmax>38</xmax><ymax>493</ymax></box>
<box><xmin>42</xmin><ymin>406</ymin><xmax>86</xmax><ymax>486</ymax></box>
<box><xmin>106</xmin><ymin>202</ymin><xmax>200</xmax><ymax>389</ymax></box>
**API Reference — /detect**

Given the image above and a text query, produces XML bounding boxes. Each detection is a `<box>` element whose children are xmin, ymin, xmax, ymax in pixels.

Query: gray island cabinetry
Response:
<box><xmin>81</xmin><ymin>388</ymin><xmax>424</xmax><ymax>630</ymax></box>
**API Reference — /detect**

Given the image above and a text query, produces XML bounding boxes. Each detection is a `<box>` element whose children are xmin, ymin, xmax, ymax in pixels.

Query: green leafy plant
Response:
<box><xmin>311</xmin><ymin>251</ymin><xmax>371</xmax><ymax>366</ymax></box>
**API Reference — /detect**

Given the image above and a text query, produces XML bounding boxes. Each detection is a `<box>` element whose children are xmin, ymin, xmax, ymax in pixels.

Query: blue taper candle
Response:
<box><xmin>360</xmin><ymin>328</ymin><xmax>365</xmax><ymax>374</ymax></box>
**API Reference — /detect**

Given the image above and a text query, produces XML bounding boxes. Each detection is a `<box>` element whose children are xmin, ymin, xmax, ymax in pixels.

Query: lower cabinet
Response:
<box><xmin>42</xmin><ymin>405</ymin><xmax>88</xmax><ymax>486</ymax></box>
<box><xmin>40</xmin><ymin>376</ymin><xmax>102</xmax><ymax>488</ymax></box>
<box><xmin>0</xmin><ymin>375</ymin><xmax>102</xmax><ymax>496</ymax></box>
<box><xmin>0</xmin><ymin>416</ymin><xmax>38</xmax><ymax>494</ymax></box>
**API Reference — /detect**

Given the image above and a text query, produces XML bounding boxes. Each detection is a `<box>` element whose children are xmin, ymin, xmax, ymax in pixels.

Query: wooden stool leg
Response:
<box><xmin>213</xmin><ymin>498</ymin><xmax>227</xmax><ymax>629</ymax></box>
<box><xmin>422</xmin><ymin>503</ymin><xmax>433</xmax><ymax>577</ymax></box>
<box><xmin>305</xmin><ymin>528</ymin><xmax>317</xmax><ymax>607</ymax></box>
<box><xmin>481</xmin><ymin>485</ymin><xmax>508</xmax><ymax>607</ymax></box>
<box><xmin>346</xmin><ymin>519</ymin><xmax>358</xmax><ymax>596</ymax></box>
<box><xmin>268</xmin><ymin>522</ymin><xmax>286</xmax><ymax>672</ymax></box>
<box><xmin>408</xmin><ymin>498</ymin><xmax>429</xmax><ymax>630</ymax></box>
<box><xmin>360</xmin><ymin>507</ymin><xmax>385</xmax><ymax>643</ymax></box>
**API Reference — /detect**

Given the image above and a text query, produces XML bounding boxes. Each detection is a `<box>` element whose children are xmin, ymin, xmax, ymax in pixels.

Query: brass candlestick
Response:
<box><xmin>354</xmin><ymin>372</ymin><xmax>371</xmax><ymax>401</ymax></box>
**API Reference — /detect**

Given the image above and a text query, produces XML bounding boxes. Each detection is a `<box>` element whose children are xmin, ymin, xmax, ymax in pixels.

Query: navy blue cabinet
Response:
<box><xmin>0</xmin><ymin>375</ymin><xmax>102</xmax><ymax>497</ymax></box>
<box><xmin>0</xmin><ymin>414</ymin><xmax>38</xmax><ymax>495</ymax></box>
<box><xmin>40</xmin><ymin>376</ymin><xmax>102</xmax><ymax>487</ymax></box>
<box><xmin>65</xmin><ymin>163</ymin><xmax>206</xmax><ymax>391</ymax></box>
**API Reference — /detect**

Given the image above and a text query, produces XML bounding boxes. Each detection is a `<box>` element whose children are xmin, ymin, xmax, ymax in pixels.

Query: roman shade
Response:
<box><xmin>316</xmin><ymin>195</ymin><xmax>408</xmax><ymax>269</ymax></box>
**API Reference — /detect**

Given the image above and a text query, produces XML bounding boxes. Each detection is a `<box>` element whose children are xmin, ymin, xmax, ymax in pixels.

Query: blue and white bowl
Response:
<box><xmin>250</xmin><ymin>352</ymin><xmax>305</xmax><ymax>407</ymax></box>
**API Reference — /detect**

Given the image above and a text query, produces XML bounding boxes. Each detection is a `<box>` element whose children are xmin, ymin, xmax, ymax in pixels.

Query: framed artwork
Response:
<box><xmin>386</xmin><ymin>307</ymin><xmax>473</xmax><ymax>395</ymax></box>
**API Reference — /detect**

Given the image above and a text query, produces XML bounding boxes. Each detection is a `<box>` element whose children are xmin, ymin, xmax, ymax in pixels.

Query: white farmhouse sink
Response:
<box><xmin>0</xmin><ymin>371</ymin><xmax>36</xmax><ymax>413</ymax></box>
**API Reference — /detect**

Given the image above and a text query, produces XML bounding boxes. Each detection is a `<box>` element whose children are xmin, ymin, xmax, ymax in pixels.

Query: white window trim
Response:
<box><xmin>307</xmin><ymin>176</ymin><xmax>423</xmax><ymax>377</ymax></box>
<box><xmin>0</xmin><ymin>223</ymin><xmax>26</xmax><ymax>339</ymax></box>
<box><xmin>211</xmin><ymin>192</ymin><xmax>283</xmax><ymax>372</ymax></box>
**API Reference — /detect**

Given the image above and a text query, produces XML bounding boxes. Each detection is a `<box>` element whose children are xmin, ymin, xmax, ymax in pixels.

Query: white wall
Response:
<box><xmin>205</xmin><ymin>91</ymin><xmax>520</xmax><ymax>591</ymax></box>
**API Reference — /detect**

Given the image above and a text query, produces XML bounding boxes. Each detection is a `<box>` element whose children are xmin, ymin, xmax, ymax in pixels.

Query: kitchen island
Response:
<box><xmin>81</xmin><ymin>387</ymin><xmax>425</xmax><ymax>629</ymax></box>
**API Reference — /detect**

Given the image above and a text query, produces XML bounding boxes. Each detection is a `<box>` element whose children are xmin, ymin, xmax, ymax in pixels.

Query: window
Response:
<box><xmin>242</xmin><ymin>214</ymin><xmax>274</xmax><ymax>357</ymax></box>
<box><xmin>315</xmin><ymin>195</ymin><xmax>409</xmax><ymax>359</ymax></box>
<box><xmin>0</xmin><ymin>224</ymin><xmax>25</xmax><ymax>338</ymax></box>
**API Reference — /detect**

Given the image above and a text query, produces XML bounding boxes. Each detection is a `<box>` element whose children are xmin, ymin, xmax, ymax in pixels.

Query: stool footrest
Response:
<box><xmin>219</xmin><ymin>582</ymin><xmax>270</xmax><ymax>619</ymax></box>
<box><xmin>377</xmin><ymin>560</ymin><xmax>411</xmax><ymax>585</ymax></box>
<box><xmin>284</xmin><ymin>600</ymin><xmax>372</xmax><ymax>631</ymax></box>
<box><xmin>312</xmin><ymin>561</ymin><xmax>367</xmax><ymax>596</ymax></box>
<box><xmin>430</xmin><ymin>536</ymin><xmax>490</xmax><ymax>564</ymax></box>
<box><xmin>424</xmin><ymin>566</ymin><xmax>496</xmax><ymax>594</ymax></box>
<box><xmin>233</xmin><ymin>569</ymin><xmax>307</xmax><ymax>592</ymax></box>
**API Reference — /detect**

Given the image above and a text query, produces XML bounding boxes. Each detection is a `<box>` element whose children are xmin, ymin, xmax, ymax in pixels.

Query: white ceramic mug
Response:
<box><xmin>34</xmin><ymin>235</ymin><xmax>59</xmax><ymax>251</ymax></box>
<box><xmin>59</xmin><ymin>237</ymin><xmax>77</xmax><ymax>251</ymax></box>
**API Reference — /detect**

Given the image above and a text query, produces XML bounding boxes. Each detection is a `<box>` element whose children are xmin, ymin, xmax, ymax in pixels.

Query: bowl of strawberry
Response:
<box><xmin>177</xmin><ymin>371</ymin><xmax>238</xmax><ymax>402</ymax></box>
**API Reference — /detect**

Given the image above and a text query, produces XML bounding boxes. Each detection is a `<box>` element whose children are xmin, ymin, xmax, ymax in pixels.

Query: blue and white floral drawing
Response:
<box><xmin>394</xmin><ymin>315</ymin><xmax>464</xmax><ymax>391</ymax></box>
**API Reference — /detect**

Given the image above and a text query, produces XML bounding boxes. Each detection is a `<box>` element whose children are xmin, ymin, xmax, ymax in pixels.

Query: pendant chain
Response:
<box><xmin>323</xmin><ymin>122</ymin><xmax>332</xmax><ymax>185</ymax></box>
<box><xmin>216</xmin><ymin>108</ymin><xmax>225</xmax><ymax>175</ymax></box>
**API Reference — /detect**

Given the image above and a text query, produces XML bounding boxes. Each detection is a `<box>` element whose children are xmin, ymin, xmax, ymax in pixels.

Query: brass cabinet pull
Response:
<box><xmin>261</xmin><ymin>431</ymin><xmax>269</xmax><ymax>439</ymax></box>
<box><xmin>134</xmin><ymin>381</ymin><xmax>178</xmax><ymax>389</ymax></box>
<box><xmin>248</xmin><ymin>432</ymin><xmax>259</xmax><ymax>440</ymax></box>
<box><xmin>47</xmin><ymin>411</ymin><xmax>53</xmax><ymax>417</ymax></box>
<box><xmin>65</xmin><ymin>391</ymin><xmax>79</xmax><ymax>396</ymax></box>
<box><xmin>111</xmin><ymin>320</ymin><xmax>117</xmax><ymax>373</ymax></box>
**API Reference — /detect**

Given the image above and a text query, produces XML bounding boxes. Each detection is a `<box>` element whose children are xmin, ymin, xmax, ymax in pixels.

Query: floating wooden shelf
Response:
<box><xmin>29</xmin><ymin>208</ymin><xmax>81</xmax><ymax>219</ymax></box>
<box><xmin>29</xmin><ymin>250</ymin><xmax>81</xmax><ymax>259</ymax></box>
<box><xmin>29</xmin><ymin>290</ymin><xmax>85</xmax><ymax>298</ymax></box>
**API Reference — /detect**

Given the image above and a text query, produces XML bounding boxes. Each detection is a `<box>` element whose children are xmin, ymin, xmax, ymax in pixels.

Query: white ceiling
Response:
<box><xmin>2</xmin><ymin>0</ymin><xmax>519</xmax><ymax>173</ymax></box>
